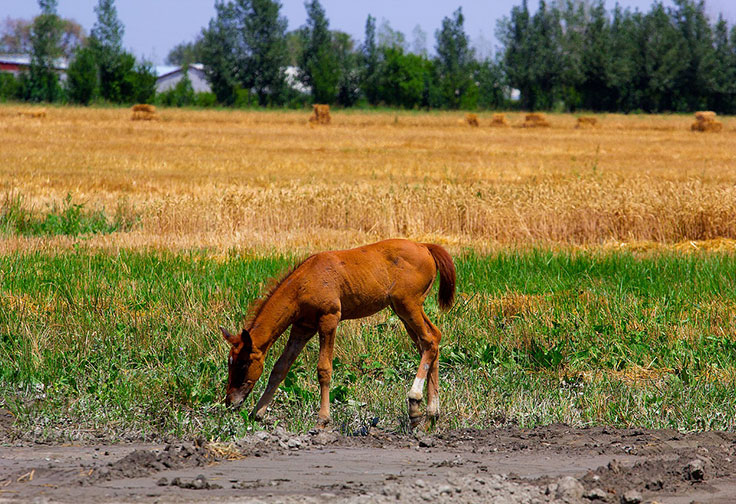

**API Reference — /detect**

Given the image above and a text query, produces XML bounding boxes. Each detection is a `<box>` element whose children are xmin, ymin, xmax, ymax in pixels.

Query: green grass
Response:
<box><xmin>0</xmin><ymin>193</ymin><xmax>138</xmax><ymax>237</ymax></box>
<box><xmin>2</xmin><ymin>248</ymin><xmax>736</xmax><ymax>441</ymax></box>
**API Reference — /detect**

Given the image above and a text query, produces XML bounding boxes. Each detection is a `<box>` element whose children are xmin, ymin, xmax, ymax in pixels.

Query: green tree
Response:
<box><xmin>239</xmin><ymin>0</ymin><xmax>289</xmax><ymax>105</ymax></box>
<box><xmin>711</xmin><ymin>16</ymin><xmax>736</xmax><ymax>112</ymax></box>
<box><xmin>528</xmin><ymin>1</ymin><xmax>563</xmax><ymax>110</ymax></box>
<box><xmin>1</xmin><ymin>17</ymin><xmax>84</xmax><ymax>58</ymax></box>
<box><xmin>362</xmin><ymin>15</ymin><xmax>379</xmax><ymax>105</ymax></box>
<box><xmin>498</xmin><ymin>0</ymin><xmax>534</xmax><ymax>109</ymax></box>
<box><xmin>201</xmin><ymin>1</ymin><xmax>239</xmax><ymax>104</ymax></box>
<box><xmin>607</xmin><ymin>6</ymin><xmax>644</xmax><ymax>111</ymax></box>
<box><xmin>127</xmin><ymin>60</ymin><xmax>157</xmax><ymax>104</ymax></box>
<box><xmin>333</xmin><ymin>31</ymin><xmax>361</xmax><ymax>106</ymax></box>
<box><xmin>0</xmin><ymin>72</ymin><xmax>21</xmax><ymax>101</ymax></box>
<box><xmin>671</xmin><ymin>0</ymin><xmax>716</xmax><ymax>111</ymax></box>
<box><xmin>475</xmin><ymin>58</ymin><xmax>506</xmax><ymax>109</ymax></box>
<box><xmin>298</xmin><ymin>0</ymin><xmax>339</xmax><ymax>103</ymax></box>
<box><xmin>66</xmin><ymin>45</ymin><xmax>97</xmax><ymax>104</ymax></box>
<box><xmin>580</xmin><ymin>0</ymin><xmax>612</xmax><ymax>110</ymax></box>
<box><xmin>166</xmin><ymin>37</ymin><xmax>205</xmax><ymax>65</ymax></box>
<box><xmin>28</xmin><ymin>0</ymin><xmax>63</xmax><ymax>102</ymax></box>
<box><xmin>377</xmin><ymin>19</ymin><xmax>407</xmax><ymax>50</ymax></box>
<box><xmin>641</xmin><ymin>3</ymin><xmax>687</xmax><ymax>111</ymax></box>
<box><xmin>90</xmin><ymin>0</ymin><xmax>127</xmax><ymax>102</ymax></box>
<box><xmin>557</xmin><ymin>0</ymin><xmax>587</xmax><ymax>110</ymax></box>
<box><xmin>376</xmin><ymin>47</ymin><xmax>433</xmax><ymax>108</ymax></box>
<box><xmin>201</xmin><ymin>0</ymin><xmax>289</xmax><ymax>106</ymax></box>
<box><xmin>434</xmin><ymin>8</ymin><xmax>474</xmax><ymax>109</ymax></box>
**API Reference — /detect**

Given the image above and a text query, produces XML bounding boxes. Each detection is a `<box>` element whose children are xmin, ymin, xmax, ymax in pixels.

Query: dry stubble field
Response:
<box><xmin>1</xmin><ymin>105</ymin><xmax>735</xmax><ymax>252</ymax></box>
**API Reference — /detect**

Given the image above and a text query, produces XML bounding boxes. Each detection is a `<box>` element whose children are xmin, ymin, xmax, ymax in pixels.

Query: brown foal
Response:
<box><xmin>220</xmin><ymin>239</ymin><xmax>456</xmax><ymax>428</ymax></box>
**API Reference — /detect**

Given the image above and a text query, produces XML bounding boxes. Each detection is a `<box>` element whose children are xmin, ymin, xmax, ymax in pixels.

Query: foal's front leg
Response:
<box><xmin>251</xmin><ymin>324</ymin><xmax>314</xmax><ymax>420</ymax></box>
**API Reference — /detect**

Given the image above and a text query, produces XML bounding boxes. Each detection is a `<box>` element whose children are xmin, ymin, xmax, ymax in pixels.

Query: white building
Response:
<box><xmin>155</xmin><ymin>64</ymin><xmax>211</xmax><ymax>94</ymax></box>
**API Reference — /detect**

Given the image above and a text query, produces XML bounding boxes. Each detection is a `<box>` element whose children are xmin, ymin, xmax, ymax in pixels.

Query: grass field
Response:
<box><xmin>2</xmin><ymin>249</ymin><xmax>736</xmax><ymax>440</ymax></box>
<box><xmin>1</xmin><ymin>106</ymin><xmax>736</xmax><ymax>441</ymax></box>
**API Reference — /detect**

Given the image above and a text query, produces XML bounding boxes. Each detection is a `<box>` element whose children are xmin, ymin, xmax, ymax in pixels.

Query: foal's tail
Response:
<box><xmin>424</xmin><ymin>243</ymin><xmax>456</xmax><ymax>311</ymax></box>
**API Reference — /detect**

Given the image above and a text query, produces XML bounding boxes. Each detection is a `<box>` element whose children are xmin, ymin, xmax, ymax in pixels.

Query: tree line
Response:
<box><xmin>0</xmin><ymin>0</ymin><xmax>156</xmax><ymax>105</ymax></box>
<box><xmin>2</xmin><ymin>0</ymin><xmax>736</xmax><ymax>113</ymax></box>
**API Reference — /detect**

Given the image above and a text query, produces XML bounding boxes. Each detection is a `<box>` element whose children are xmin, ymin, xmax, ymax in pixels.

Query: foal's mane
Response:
<box><xmin>244</xmin><ymin>255</ymin><xmax>311</xmax><ymax>331</ymax></box>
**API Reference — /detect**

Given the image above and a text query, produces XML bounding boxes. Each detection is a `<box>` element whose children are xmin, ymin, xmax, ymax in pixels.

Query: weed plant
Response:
<box><xmin>0</xmin><ymin>193</ymin><xmax>137</xmax><ymax>237</ymax></box>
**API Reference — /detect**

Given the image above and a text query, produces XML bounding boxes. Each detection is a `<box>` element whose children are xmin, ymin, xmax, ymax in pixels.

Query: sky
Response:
<box><xmin>3</xmin><ymin>0</ymin><xmax>736</xmax><ymax>64</ymax></box>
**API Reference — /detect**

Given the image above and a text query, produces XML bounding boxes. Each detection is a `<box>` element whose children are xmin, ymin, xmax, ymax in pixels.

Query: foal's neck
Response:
<box><xmin>247</xmin><ymin>285</ymin><xmax>299</xmax><ymax>355</ymax></box>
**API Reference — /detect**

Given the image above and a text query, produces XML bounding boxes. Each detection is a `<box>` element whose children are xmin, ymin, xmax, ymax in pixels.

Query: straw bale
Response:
<box><xmin>691</xmin><ymin>119</ymin><xmax>722</xmax><ymax>132</ymax></box>
<box><xmin>18</xmin><ymin>108</ymin><xmax>47</xmax><ymax>119</ymax></box>
<box><xmin>522</xmin><ymin>112</ymin><xmax>550</xmax><ymax>128</ymax></box>
<box><xmin>131</xmin><ymin>111</ymin><xmax>158</xmax><ymax>121</ymax></box>
<box><xmin>309</xmin><ymin>104</ymin><xmax>331</xmax><ymax>125</ymax></box>
<box><xmin>465</xmin><ymin>113</ymin><xmax>479</xmax><ymax>127</ymax></box>
<box><xmin>131</xmin><ymin>104</ymin><xmax>158</xmax><ymax>121</ymax></box>
<box><xmin>132</xmin><ymin>104</ymin><xmax>156</xmax><ymax>113</ymax></box>
<box><xmin>490</xmin><ymin>113</ymin><xmax>509</xmax><ymax>127</ymax></box>
<box><xmin>576</xmin><ymin>116</ymin><xmax>598</xmax><ymax>128</ymax></box>
<box><xmin>691</xmin><ymin>111</ymin><xmax>721</xmax><ymax>132</ymax></box>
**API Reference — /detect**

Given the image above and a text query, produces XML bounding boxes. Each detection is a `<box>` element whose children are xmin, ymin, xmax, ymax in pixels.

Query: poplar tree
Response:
<box><xmin>434</xmin><ymin>8</ymin><xmax>475</xmax><ymax>109</ymax></box>
<box><xmin>91</xmin><ymin>0</ymin><xmax>126</xmax><ymax>102</ymax></box>
<box><xmin>28</xmin><ymin>0</ymin><xmax>62</xmax><ymax>102</ymax></box>
<box><xmin>362</xmin><ymin>15</ymin><xmax>379</xmax><ymax>105</ymax></box>
<box><xmin>201</xmin><ymin>0</ymin><xmax>289</xmax><ymax>106</ymax></box>
<box><xmin>298</xmin><ymin>0</ymin><xmax>339</xmax><ymax>103</ymax></box>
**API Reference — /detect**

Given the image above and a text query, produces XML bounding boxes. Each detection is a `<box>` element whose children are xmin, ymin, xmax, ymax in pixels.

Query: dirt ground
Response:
<box><xmin>2</xmin><ymin>421</ymin><xmax>736</xmax><ymax>504</ymax></box>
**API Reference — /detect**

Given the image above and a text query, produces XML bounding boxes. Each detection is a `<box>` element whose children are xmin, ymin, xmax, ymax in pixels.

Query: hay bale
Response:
<box><xmin>18</xmin><ymin>108</ymin><xmax>47</xmax><ymax>119</ymax></box>
<box><xmin>131</xmin><ymin>111</ymin><xmax>157</xmax><ymax>121</ymax></box>
<box><xmin>522</xmin><ymin>112</ymin><xmax>550</xmax><ymax>128</ymax></box>
<box><xmin>691</xmin><ymin>119</ymin><xmax>722</xmax><ymax>132</ymax></box>
<box><xmin>309</xmin><ymin>104</ymin><xmax>331</xmax><ymax>125</ymax></box>
<box><xmin>694</xmin><ymin>111</ymin><xmax>716</xmax><ymax>121</ymax></box>
<box><xmin>490</xmin><ymin>113</ymin><xmax>509</xmax><ymax>127</ymax></box>
<box><xmin>132</xmin><ymin>104</ymin><xmax>156</xmax><ymax>113</ymax></box>
<box><xmin>131</xmin><ymin>104</ymin><xmax>158</xmax><ymax>121</ymax></box>
<box><xmin>691</xmin><ymin>111</ymin><xmax>722</xmax><ymax>132</ymax></box>
<box><xmin>576</xmin><ymin>116</ymin><xmax>598</xmax><ymax>128</ymax></box>
<box><xmin>465</xmin><ymin>113</ymin><xmax>479</xmax><ymax>127</ymax></box>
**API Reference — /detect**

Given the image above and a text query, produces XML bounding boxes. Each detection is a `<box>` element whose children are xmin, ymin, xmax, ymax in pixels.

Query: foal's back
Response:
<box><xmin>295</xmin><ymin>239</ymin><xmax>437</xmax><ymax>320</ymax></box>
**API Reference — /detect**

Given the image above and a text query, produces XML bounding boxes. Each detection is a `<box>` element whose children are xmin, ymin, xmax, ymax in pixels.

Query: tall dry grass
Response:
<box><xmin>1</xmin><ymin>105</ymin><xmax>735</xmax><ymax>252</ymax></box>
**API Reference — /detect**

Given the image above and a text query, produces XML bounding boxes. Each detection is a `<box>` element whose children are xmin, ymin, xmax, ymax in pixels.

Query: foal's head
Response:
<box><xmin>220</xmin><ymin>327</ymin><xmax>264</xmax><ymax>409</ymax></box>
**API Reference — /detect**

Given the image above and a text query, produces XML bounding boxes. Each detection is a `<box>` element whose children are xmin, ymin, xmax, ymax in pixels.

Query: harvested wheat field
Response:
<box><xmin>0</xmin><ymin>106</ymin><xmax>735</xmax><ymax>253</ymax></box>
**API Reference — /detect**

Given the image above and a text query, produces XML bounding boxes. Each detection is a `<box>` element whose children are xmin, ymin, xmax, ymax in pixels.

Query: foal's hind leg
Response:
<box><xmin>423</xmin><ymin>313</ymin><xmax>442</xmax><ymax>422</ymax></box>
<box><xmin>316</xmin><ymin>311</ymin><xmax>340</xmax><ymax>427</ymax></box>
<box><xmin>394</xmin><ymin>302</ymin><xmax>440</xmax><ymax>429</ymax></box>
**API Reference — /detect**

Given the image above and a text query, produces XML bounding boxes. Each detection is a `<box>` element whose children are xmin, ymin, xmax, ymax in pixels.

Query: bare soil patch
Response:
<box><xmin>2</xmin><ymin>424</ymin><xmax>736</xmax><ymax>503</ymax></box>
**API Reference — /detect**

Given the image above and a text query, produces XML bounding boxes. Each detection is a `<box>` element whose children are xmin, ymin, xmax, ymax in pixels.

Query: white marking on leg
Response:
<box><xmin>427</xmin><ymin>396</ymin><xmax>440</xmax><ymax>416</ymax></box>
<box><xmin>408</xmin><ymin>377</ymin><xmax>425</xmax><ymax>400</ymax></box>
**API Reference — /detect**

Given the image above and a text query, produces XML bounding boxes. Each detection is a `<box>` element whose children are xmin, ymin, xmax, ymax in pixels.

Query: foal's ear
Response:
<box><xmin>220</xmin><ymin>326</ymin><xmax>240</xmax><ymax>345</ymax></box>
<box><xmin>240</xmin><ymin>329</ymin><xmax>252</xmax><ymax>352</ymax></box>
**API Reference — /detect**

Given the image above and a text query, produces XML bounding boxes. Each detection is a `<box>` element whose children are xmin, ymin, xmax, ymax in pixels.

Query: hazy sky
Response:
<box><xmin>4</xmin><ymin>0</ymin><xmax>736</xmax><ymax>63</ymax></box>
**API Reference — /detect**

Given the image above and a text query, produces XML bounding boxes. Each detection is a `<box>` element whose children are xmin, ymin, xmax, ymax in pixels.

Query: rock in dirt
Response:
<box><xmin>585</xmin><ymin>487</ymin><xmax>608</xmax><ymax>500</ymax></box>
<box><xmin>621</xmin><ymin>489</ymin><xmax>642</xmax><ymax>504</ymax></box>
<box><xmin>169</xmin><ymin>474</ymin><xmax>222</xmax><ymax>490</ymax></box>
<box><xmin>556</xmin><ymin>476</ymin><xmax>584</xmax><ymax>501</ymax></box>
<box><xmin>685</xmin><ymin>459</ymin><xmax>705</xmax><ymax>481</ymax></box>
